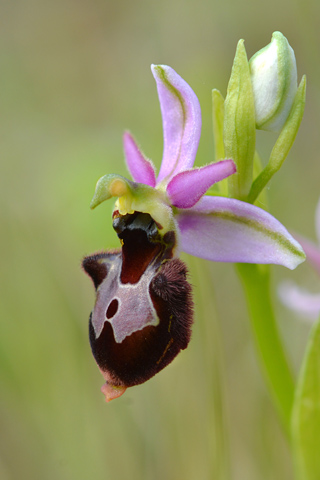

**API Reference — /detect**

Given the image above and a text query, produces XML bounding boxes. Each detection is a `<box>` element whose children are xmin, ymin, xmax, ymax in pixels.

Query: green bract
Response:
<box><xmin>248</xmin><ymin>75</ymin><xmax>306</xmax><ymax>204</ymax></box>
<box><xmin>223</xmin><ymin>40</ymin><xmax>256</xmax><ymax>200</ymax></box>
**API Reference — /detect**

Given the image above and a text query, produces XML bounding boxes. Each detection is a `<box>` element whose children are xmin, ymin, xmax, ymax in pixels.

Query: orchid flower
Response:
<box><xmin>280</xmin><ymin>198</ymin><xmax>320</xmax><ymax>319</ymax></box>
<box><xmin>83</xmin><ymin>64</ymin><xmax>305</xmax><ymax>402</ymax></box>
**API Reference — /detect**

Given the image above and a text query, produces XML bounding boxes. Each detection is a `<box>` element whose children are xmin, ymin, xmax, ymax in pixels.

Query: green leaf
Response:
<box><xmin>292</xmin><ymin>318</ymin><xmax>320</xmax><ymax>480</ymax></box>
<box><xmin>223</xmin><ymin>40</ymin><xmax>256</xmax><ymax>200</ymax></box>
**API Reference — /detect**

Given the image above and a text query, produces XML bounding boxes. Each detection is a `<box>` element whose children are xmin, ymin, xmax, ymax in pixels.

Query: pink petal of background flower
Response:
<box><xmin>279</xmin><ymin>282</ymin><xmax>320</xmax><ymax>320</ymax></box>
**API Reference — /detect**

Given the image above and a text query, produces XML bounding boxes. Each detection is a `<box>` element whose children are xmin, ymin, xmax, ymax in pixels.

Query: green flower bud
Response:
<box><xmin>249</xmin><ymin>31</ymin><xmax>297</xmax><ymax>133</ymax></box>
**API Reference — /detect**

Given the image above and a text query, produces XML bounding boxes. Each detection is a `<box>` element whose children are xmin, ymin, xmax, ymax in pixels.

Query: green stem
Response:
<box><xmin>236</xmin><ymin>263</ymin><xmax>295</xmax><ymax>436</ymax></box>
<box><xmin>247</xmin><ymin>163</ymin><xmax>275</xmax><ymax>204</ymax></box>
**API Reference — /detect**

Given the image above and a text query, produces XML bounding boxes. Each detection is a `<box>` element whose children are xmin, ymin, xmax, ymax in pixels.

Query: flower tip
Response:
<box><xmin>90</xmin><ymin>187</ymin><xmax>106</xmax><ymax>210</ymax></box>
<box><xmin>90</xmin><ymin>174</ymin><xmax>130</xmax><ymax>210</ymax></box>
<box><xmin>123</xmin><ymin>130</ymin><xmax>131</xmax><ymax>142</ymax></box>
<box><xmin>151</xmin><ymin>64</ymin><xmax>179</xmax><ymax>84</ymax></box>
<box><xmin>150</xmin><ymin>64</ymin><xmax>159</xmax><ymax>74</ymax></box>
<box><xmin>151</xmin><ymin>63</ymin><xmax>163</xmax><ymax>71</ymax></box>
<box><xmin>235</xmin><ymin>39</ymin><xmax>246</xmax><ymax>55</ymax></box>
<box><xmin>101</xmin><ymin>382</ymin><xmax>127</xmax><ymax>402</ymax></box>
<box><xmin>271</xmin><ymin>30</ymin><xmax>282</xmax><ymax>39</ymax></box>
<box><xmin>90</xmin><ymin>196</ymin><xmax>99</xmax><ymax>210</ymax></box>
<box><xmin>151</xmin><ymin>64</ymin><xmax>168</xmax><ymax>79</ymax></box>
<box><xmin>90</xmin><ymin>175</ymin><xmax>113</xmax><ymax>210</ymax></box>
<box><xmin>286</xmin><ymin>248</ymin><xmax>306</xmax><ymax>270</ymax></box>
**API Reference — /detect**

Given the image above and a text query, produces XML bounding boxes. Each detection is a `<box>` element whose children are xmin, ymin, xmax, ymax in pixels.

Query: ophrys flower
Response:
<box><xmin>83</xmin><ymin>65</ymin><xmax>305</xmax><ymax>401</ymax></box>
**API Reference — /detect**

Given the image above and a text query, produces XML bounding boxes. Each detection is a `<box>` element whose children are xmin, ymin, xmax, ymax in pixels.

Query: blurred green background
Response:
<box><xmin>1</xmin><ymin>0</ymin><xmax>320</xmax><ymax>479</ymax></box>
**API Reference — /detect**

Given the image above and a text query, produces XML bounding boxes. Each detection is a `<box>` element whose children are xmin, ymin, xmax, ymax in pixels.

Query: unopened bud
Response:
<box><xmin>249</xmin><ymin>32</ymin><xmax>297</xmax><ymax>133</ymax></box>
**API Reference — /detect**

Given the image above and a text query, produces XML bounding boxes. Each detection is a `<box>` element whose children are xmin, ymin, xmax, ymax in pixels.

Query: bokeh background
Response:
<box><xmin>1</xmin><ymin>0</ymin><xmax>320</xmax><ymax>479</ymax></box>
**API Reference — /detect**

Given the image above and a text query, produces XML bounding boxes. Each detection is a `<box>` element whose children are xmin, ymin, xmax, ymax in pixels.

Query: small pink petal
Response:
<box><xmin>151</xmin><ymin>65</ymin><xmax>201</xmax><ymax>184</ymax></box>
<box><xmin>279</xmin><ymin>281</ymin><xmax>320</xmax><ymax>320</ymax></box>
<box><xmin>99</xmin><ymin>367</ymin><xmax>127</xmax><ymax>402</ymax></box>
<box><xmin>176</xmin><ymin>196</ymin><xmax>305</xmax><ymax>269</ymax></box>
<box><xmin>294</xmin><ymin>235</ymin><xmax>320</xmax><ymax>277</ymax></box>
<box><xmin>101</xmin><ymin>382</ymin><xmax>127</xmax><ymax>402</ymax></box>
<box><xmin>123</xmin><ymin>132</ymin><xmax>156</xmax><ymax>187</ymax></box>
<box><xmin>166</xmin><ymin>160</ymin><xmax>236</xmax><ymax>208</ymax></box>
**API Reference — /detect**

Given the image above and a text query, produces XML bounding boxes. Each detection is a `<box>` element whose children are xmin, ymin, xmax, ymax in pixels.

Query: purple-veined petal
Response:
<box><xmin>166</xmin><ymin>159</ymin><xmax>236</xmax><ymax>208</ymax></box>
<box><xmin>151</xmin><ymin>65</ymin><xmax>201</xmax><ymax>184</ymax></box>
<box><xmin>175</xmin><ymin>196</ymin><xmax>305</xmax><ymax>269</ymax></box>
<box><xmin>294</xmin><ymin>235</ymin><xmax>320</xmax><ymax>277</ymax></box>
<box><xmin>279</xmin><ymin>281</ymin><xmax>320</xmax><ymax>320</ymax></box>
<box><xmin>123</xmin><ymin>132</ymin><xmax>156</xmax><ymax>187</ymax></box>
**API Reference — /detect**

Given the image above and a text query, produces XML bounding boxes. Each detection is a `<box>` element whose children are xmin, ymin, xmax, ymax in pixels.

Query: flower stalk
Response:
<box><xmin>237</xmin><ymin>263</ymin><xmax>295</xmax><ymax>435</ymax></box>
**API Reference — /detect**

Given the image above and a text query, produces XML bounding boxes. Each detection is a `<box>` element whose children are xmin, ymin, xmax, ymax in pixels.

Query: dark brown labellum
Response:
<box><xmin>82</xmin><ymin>212</ymin><xmax>193</xmax><ymax>392</ymax></box>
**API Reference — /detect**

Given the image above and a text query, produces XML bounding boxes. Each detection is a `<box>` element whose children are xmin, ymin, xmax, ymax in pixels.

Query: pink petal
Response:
<box><xmin>175</xmin><ymin>196</ymin><xmax>305</xmax><ymax>269</ymax></box>
<box><xmin>279</xmin><ymin>281</ymin><xmax>320</xmax><ymax>320</ymax></box>
<box><xmin>151</xmin><ymin>65</ymin><xmax>201</xmax><ymax>184</ymax></box>
<box><xmin>294</xmin><ymin>235</ymin><xmax>320</xmax><ymax>277</ymax></box>
<box><xmin>166</xmin><ymin>160</ymin><xmax>236</xmax><ymax>208</ymax></box>
<box><xmin>123</xmin><ymin>132</ymin><xmax>156</xmax><ymax>187</ymax></box>
<box><xmin>101</xmin><ymin>382</ymin><xmax>127</xmax><ymax>402</ymax></box>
